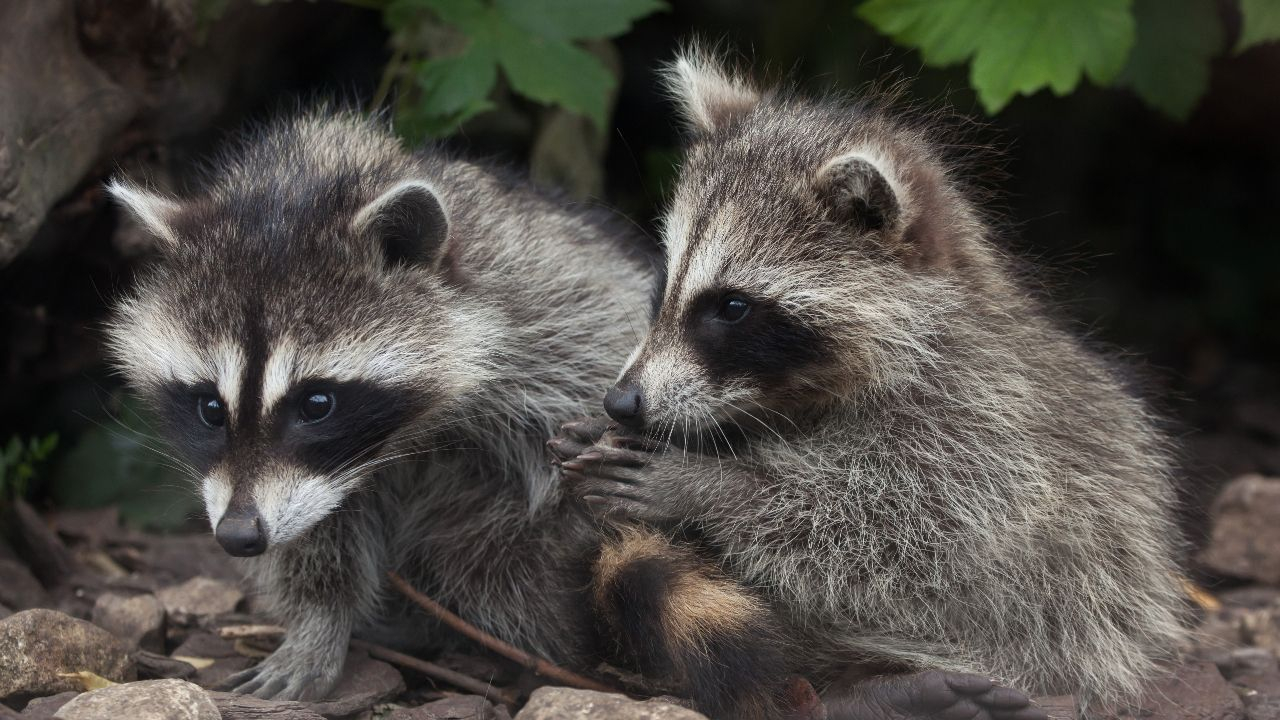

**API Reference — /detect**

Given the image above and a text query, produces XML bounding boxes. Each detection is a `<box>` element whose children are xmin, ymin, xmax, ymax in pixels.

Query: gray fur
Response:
<box><xmin>603</xmin><ymin>48</ymin><xmax>1188</xmax><ymax>707</ymax></box>
<box><xmin>105</xmin><ymin>111</ymin><xmax>651</xmax><ymax>700</ymax></box>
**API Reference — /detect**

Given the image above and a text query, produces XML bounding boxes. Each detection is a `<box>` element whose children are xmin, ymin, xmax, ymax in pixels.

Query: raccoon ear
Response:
<box><xmin>663</xmin><ymin>50</ymin><xmax>760</xmax><ymax>133</ymax></box>
<box><xmin>814</xmin><ymin>153</ymin><xmax>901</xmax><ymax>237</ymax></box>
<box><xmin>354</xmin><ymin>181</ymin><xmax>450</xmax><ymax>269</ymax></box>
<box><xmin>106</xmin><ymin>179</ymin><xmax>181</xmax><ymax>249</ymax></box>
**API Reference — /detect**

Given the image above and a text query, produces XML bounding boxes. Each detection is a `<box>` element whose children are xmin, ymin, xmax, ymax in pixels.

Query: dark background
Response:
<box><xmin>1</xmin><ymin>0</ymin><xmax>1276</xmax><ymax>549</ymax></box>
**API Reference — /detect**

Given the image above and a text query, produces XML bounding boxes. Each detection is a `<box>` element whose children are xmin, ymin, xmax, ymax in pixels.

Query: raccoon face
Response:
<box><xmin>107</xmin><ymin>172</ymin><xmax>493</xmax><ymax>556</ymax></box>
<box><xmin>606</xmin><ymin>50</ymin><xmax>949</xmax><ymax>439</ymax></box>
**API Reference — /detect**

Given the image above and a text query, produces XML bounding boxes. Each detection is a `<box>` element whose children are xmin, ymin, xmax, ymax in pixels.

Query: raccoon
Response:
<box><xmin>104</xmin><ymin>111</ymin><xmax>652</xmax><ymax>700</ymax></box>
<box><xmin>555</xmin><ymin>50</ymin><xmax>1189</xmax><ymax>715</ymax></box>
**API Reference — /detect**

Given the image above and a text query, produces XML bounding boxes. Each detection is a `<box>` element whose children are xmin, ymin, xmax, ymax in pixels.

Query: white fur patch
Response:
<box><xmin>202</xmin><ymin>469</ymin><xmax>233</xmax><ymax>530</ymax></box>
<box><xmin>255</xmin><ymin>471</ymin><xmax>345</xmax><ymax>546</ymax></box>
<box><xmin>352</xmin><ymin>179</ymin><xmax>448</xmax><ymax>234</ymax></box>
<box><xmin>665</xmin><ymin>51</ymin><xmax>761</xmax><ymax>133</ymax></box>
<box><xmin>106</xmin><ymin>179</ymin><xmax>181</xmax><ymax>249</ymax></box>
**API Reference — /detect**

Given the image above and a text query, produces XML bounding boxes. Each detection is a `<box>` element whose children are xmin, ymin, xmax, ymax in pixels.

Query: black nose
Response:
<box><xmin>603</xmin><ymin>382</ymin><xmax>645</xmax><ymax>428</ymax></box>
<box><xmin>215</xmin><ymin>507</ymin><xmax>267</xmax><ymax>557</ymax></box>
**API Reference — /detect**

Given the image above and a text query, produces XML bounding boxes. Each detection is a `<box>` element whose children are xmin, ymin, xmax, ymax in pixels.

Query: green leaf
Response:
<box><xmin>859</xmin><ymin>0</ymin><xmax>1001</xmax><ymax>66</ymax></box>
<box><xmin>496</xmin><ymin>0</ymin><xmax>666</xmax><ymax>40</ymax></box>
<box><xmin>859</xmin><ymin>0</ymin><xmax>1136</xmax><ymax>113</ymax></box>
<box><xmin>494</xmin><ymin>25</ymin><xmax>615</xmax><ymax>128</ymax></box>
<box><xmin>51</xmin><ymin>401</ymin><xmax>199</xmax><ymax>531</ymax></box>
<box><xmin>1118</xmin><ymin>0</ymin><xmax>1221</xmax><ymax>120</ymax></box>
<box><xmin>1239</xmin><ymin>0</ymin><xmax>1280</xmax><ymax>51</ymax></box>
<box><xmin>415</xmin><ymin>43</ymin><xmax>499</xmax><ymax>116</ymax></box>
<box><xmin>385</xmin><ymin>0</ymin><xmax>488</xmax><ymax>31</ymax></box>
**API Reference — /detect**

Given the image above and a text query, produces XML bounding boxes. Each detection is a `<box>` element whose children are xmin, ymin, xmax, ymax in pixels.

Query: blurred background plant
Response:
<box><xmin>0</xmin><ymin>0</ymin><xmax>1276</xmax><ymax>532</ymax></box>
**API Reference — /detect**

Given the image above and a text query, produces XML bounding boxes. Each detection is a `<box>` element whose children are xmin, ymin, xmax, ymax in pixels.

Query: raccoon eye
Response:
<box><xmin>300</xmin><ymin>392</ymin><xmax>336</xmax><ymax>423</ymax></box>
<box><xmin>715</xmin><ymin>296</ymin><xmax>751</xmax><ymax>324</ymax></box>
<box><xmin>196</xmin><ymin>395</ymin><xmax>226</xmax><ymax>428</ymax></box>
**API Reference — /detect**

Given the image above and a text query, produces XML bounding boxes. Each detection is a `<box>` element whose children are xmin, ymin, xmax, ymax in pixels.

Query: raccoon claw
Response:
<box><xmin>549</xmin><ymin>417</ymin><xmax>615</xmax><ymax>461</ymax></box>
<box><xmin>222</xmin><ymin>644</ymin><xmax>344</xmax><ymax>702</ymax></box>
<box><xmin>823</xmin><ymin>671</ymin><xmax>1046</xmax><ymax>720</ymax></box>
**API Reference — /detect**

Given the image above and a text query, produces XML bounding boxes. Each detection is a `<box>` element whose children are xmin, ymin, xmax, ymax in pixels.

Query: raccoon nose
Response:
<box><xmin>604</xmin><ymin>382</ymin><xmax>645</xmax><ymax>428</ymax></box>
<box><xmin>215</xmin><ymin>507</ymin><xmax>267</xmax><ymax>557</ymax></box>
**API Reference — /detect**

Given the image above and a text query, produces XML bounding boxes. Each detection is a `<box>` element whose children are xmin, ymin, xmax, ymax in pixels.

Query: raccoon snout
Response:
<box><xmin>604</xmin><ymin>382</ymin><xmax>645</xmax><ymax>429</ymax></box>
<box><xmin>215</xmin><ymin>506</ymin><xmax>268</xmax><ymax>557</ymax></box>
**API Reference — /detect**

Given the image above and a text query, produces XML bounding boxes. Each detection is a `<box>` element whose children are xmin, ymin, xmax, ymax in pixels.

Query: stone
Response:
<box><xmin>1030</xmin><ymin>695</ymin><xmax>1077</xmax><ymax>720</ymax></box>
<box><xmin>172</xmin><ymin>631</ymin><xmax>239</xmax><ymax>660</ymax></box>
<box><xmin>514</xmin><ymin>687</ymin><xmax>708</xmax><ymax>720</ymax></box>
<box><xmin>0</xmin><ymin>559</ymin><xmax>47</xmax><ymax>611</ymax></box>
<box><xmin>91</xmin><ymin>593</ymin><xmax>165</xmax><ymax>652</ymax></box>
<box><xmin>8</xmin><ymin>500</ymin><xmax>74</xmax><ymax>589</ymax></box>
<box><xmin>17</xmin><ymin>692</ymin><xmax>77</xmax><ymax>720</ymax></box>
<box><xmin>1095</xmin><ymin>662</ymin><xmax>1244</xmax><ymax>720</ymax></box>
<box><xmin>209</xmin><ymin>691</ymin><xmax>326</xmax><ymax>719</ymax></box>
<box><xmin>156</xmin><ymin>576</ymin><xmax>243</xmax><ymax>626</ymax></box>
<box><xmin>1201</xmin><ymin>475</ymin><xmax>1280</xmax><ymax>584</ymax></box>
<box><xmin>0</xmin><ymin>603</ymin><xmax>11</xmax><ymax>620</ymax></box>
<box><xmin>306</xmin><ymin>651</ymin><xmax>405</xmax><ymax>718</ymax></box>
<box><xmin>192</xmin><ymin>656</ymin><xmax>256</xmax><ymax>691</ymax></box>
<box><xmin>0</xmin><ymin>609</ymin><xmax>134</xmax><ymax>702</ymax></box>
<box><xmin>135</xmin><ymin>650</ymin><xmax>197</xmax><ymax>680</ymax></box>
<box><xmin>53</xmin><ymin>679</ymin><xmax>219</xmax><ymax>720</ymax></box>
<box><xmin>387</xmin><ymin>696</ymin><xmax>504</xmax><ymax>719</ymax></box>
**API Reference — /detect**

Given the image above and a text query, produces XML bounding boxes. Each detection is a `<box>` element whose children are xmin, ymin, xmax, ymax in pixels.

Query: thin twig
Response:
<box><xmin>215</xmin><ymin>624</ymin><xmax>518</xmax><ymax>706</ymax></box>
<box><xmin>387</xmin><ymin>571</ymin><xmax>618</xmax><ymax>694</ymax></box>
<box><xmin>350</xmin><ymin>639</ymin><xmax>519</xmax><ymax>707</ymax></box>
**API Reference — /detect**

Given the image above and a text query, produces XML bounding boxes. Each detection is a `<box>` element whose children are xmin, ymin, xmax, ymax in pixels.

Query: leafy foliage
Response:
<box><xmin>385</xmin><ymin>0</ymin><xmax>665</xmax><ymax>138</ymax></box>
<box><xmin>50</xmin><ymin>398</ymin><xmax>198</xmax><ymax>531</ymax></box>
<box><xmin>859</xmin><ymin>0</ymin><xmax>1280</xmax><ymax>120</ymax></box>
<box><xmin>1119</xmin><ymin>0</ymin><xmax>1222</xmax><ymax>121</ymax></box>
<box><xmin>859</xmin><ymin>0</ymin><xmax>1133</xmax><ymax>114</ymax></box>
<box><xmin>1239</xmin><ymin>0</ymin><xmax>1280</xmax><ymax>51</ymax></box>
<box><xmin>0</xmin><ymin>434</ymin><xmax>59</xmax><ymax>502</ymax></box>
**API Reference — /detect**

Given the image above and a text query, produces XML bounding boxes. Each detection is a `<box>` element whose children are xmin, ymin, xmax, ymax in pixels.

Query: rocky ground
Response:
<box><xmin>3</xmin><ymin>474</ymin><xmax>1280</xmax><ymax>720</ymax></box>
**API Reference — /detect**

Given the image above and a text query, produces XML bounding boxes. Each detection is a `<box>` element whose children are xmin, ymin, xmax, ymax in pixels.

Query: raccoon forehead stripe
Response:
<box><xmin>211</xmin><ymin>343</ymin><xmax>247</xmax><ymax>418</ymax></box>
<box><xmin>261</xmin><ymin>339</ymin><xmax>299</xmax><ymax>414</ymax></box>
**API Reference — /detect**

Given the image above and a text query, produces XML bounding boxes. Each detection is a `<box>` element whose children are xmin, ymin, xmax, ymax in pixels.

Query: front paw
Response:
<box><xmin>562</xmin><ymin>446</ymin><xmax>674</xmax><ymax>525</ymax></box>
<box><xmin>222</xmin><ymin>640</ymin><xmax>346</xmax><ymax>701</ymax></box>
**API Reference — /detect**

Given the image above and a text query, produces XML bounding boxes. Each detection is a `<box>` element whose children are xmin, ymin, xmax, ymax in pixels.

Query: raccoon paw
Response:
<box><xmin>822</xmin><ymin>671</ymin><xmax>1047</xmax><ymax>720</ymax></box>
<box><xmin>221</xmin><ymin>643</ymin><xmax>346</xmax><ymax>701</ymax></box>
<box><xmin>547</xmin><ymin>416</ymin><xmax>614</xmax><ymax>462</ymax></box>
<box><xmin>561</xmin><ymin>451</ymin><xmax>672</xmax><ymax>523</ymax></box>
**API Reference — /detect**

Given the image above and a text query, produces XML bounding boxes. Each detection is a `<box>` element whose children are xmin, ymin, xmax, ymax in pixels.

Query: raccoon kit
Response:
<box><xmin>557</xmin><ymin>50</ymin><xmax>1189</xmax><ymax>716</ymax></box>
<box><xmin>106</xmin><ymin>112</ymin><xmax>652</xmax><ymax>700</ymax></box>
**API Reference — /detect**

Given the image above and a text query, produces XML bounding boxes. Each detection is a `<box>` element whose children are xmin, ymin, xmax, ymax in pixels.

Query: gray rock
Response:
<box><xmin>1094</xmin><ymin>662</ymin><xmax>1244</xmax><ymax>720</ymax></box>
<box><xmin>515</xmin><ymin>687</ymin><xmax>707</xmax><ymax>720</ymax></box>
<box><xmin>306</xmin><ymin>651</ymin><xmax>405</xmax><ymax>718</ymax></box>
<box><xmin>156</xmin><ymin>577</ymin><xmax>243</xmax><ymax>626</ymax></box>
<box><xmin>1030</xmin><ymin>695</ymin><xmax>1077</xmax><ymax>720</ymax></box>
<box><xmin>0</xmin><ymin>609</ymin><xmax>134</xmax><ymax>702</ymax></box>
<box><xmin>388</xmin><ymin>696</ymin><xmax>504</xmax><ymax>719</ymax></box>
<box><xmin>53</xmin><ymin>679</ymin><xmax>219</xmax><ymax>720</ymax></box>
<box><xmin>0</xmin><ymin>559</ymin><xmax>47</xmax><ymax>611</ymax></box>
<box><xmin>16</xmin><ymin>691</ymin><xmax>77</xmax><ymax>720</ymax></box>
<box><xmin>134</xmin><ymin>650</ymin><xmax>197</xmax><ymax>680</ymax></box>
<box><xmin>1201</xmin><ymin>475</ymin><xmax>1280</xmax><ymax>584</ymax></box>
<box><xmin>91</xmin><ymin>593</ymin><xmax>165</xmax><ymax>652</ymax></box>
<box><xmin>209</xmin><ymin>691</ymin><xmax>325</xmax><ymax>719</ymax></box>
<box><xmin>172</xmin><ymin>631</ymin><xmax>239</xmax><ymax>660</ymax></box>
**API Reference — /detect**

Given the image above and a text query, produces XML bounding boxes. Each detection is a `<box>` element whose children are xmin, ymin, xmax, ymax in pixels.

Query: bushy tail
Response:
<box><xmin>592</xmin><ymin>526</ymin><xmax>792</xmax><ymax>720</ymax></box>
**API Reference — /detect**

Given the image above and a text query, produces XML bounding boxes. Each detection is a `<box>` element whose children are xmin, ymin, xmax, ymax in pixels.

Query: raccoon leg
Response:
<box><xmin>593</xmin><ymin>527</ymin><xmax>791</xmax><ymax>720</ymax></box>
<box><xmin>821</xmin><ymin>671</ymin><xmax>1047</xmax><ymax>720</ymax></box>
<box><xmin>223</xmin><ymin>504</ymin><xmax>386</xmax><ymax>701</ymax></box>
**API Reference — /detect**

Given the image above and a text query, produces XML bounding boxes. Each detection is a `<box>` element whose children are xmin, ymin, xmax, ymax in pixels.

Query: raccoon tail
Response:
<box><xmin>592</xmin><ymin>526</ymin><xmax>792</xmax><ymax>720</ymax></box>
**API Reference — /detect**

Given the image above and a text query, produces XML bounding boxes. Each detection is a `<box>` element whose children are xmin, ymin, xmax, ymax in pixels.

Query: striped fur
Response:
<box><xmin>106</xmin><ymin>111</ymin><xmax>652</xmax><ymax>700</ymax></box>
<box><xmin>596</xmin><ymin>47</ymin><xmax>1189</xmax><ymax>710</ymax></box>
